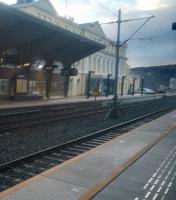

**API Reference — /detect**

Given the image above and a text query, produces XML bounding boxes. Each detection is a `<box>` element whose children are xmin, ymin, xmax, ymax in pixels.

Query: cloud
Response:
<box><xmin>1</xmin><ymin>0</ymin><xmax>176</xmax><ymax>67</ymax></box>
<box><xmin>136</xmin><ymin>0</ymin><xmax>161</xmax><ymax>11</ymax></box>
<box><xmin>0</xmin><ymin>0</ymin><xmax>16</xmax><ymax>4</ymax></box>
<box><xmin>101</xmin><ymin>1</ymin><xmax>176</xmax><ymax>67</ymax></box>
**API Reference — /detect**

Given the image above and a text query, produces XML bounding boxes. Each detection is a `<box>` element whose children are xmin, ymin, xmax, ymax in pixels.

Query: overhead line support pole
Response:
<box><xmin>104</xmin><ymin>10</ymin><xmax>155</xmax><ymax>119</ymax></box>
<box><xmin>112</xmin><ymin>9</ymin><xmax>121</xmax><ymax>118</ymax></box>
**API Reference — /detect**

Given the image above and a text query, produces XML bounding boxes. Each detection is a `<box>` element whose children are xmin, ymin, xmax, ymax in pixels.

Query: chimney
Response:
<box><xmin>17</xmin><ymin>0</ymin><xmax>34</xmax><ymax>4</ymax></box>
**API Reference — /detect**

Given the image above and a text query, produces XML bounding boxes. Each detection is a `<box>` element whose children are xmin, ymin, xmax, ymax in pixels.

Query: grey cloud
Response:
<box><xmin>102</xmin><ymin>3</ymin><xmax>176</xmax><ymax>67</ymax></box>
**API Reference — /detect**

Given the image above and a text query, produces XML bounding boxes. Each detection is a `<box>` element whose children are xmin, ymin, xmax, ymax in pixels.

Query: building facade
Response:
<box><xmin>130</xmin><ymin>64</ymin><xmax>176</xmax><ymax>92</ymax></box>
<box><xmin>1</xmin><ymin>0</ymin><xmax>130</xmax><ymax>99</ymax></box>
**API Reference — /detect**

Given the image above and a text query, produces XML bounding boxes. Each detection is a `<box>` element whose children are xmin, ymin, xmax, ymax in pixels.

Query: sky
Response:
<box><xmin>1</xmin><ymin>0</ymin><xmax>176</xmax><ymax>67</ymax></box>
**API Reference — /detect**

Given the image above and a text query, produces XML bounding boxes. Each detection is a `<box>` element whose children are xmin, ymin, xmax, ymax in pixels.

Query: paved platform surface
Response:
<box><xmin>0</xmin><ymin>110</ymin><xmax>176</xmax><ymax>200</ymax></box>
<box><xmin>93</xmin><ymin>126</ymin><xmax>176</xmax><ymax>200</ymax></box>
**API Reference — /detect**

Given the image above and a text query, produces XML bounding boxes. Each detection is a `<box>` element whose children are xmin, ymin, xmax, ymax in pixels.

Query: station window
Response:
<box><xmin>107</xmin><ymin>61</ymin><xmax>109</xmax><ymax>73</ymax></box>
<box><xmin>103</xmin><ymin>60</ymin><xmax>105</xmax><ymax>74</ymax></box>
<box><xmin>93</xmin><ymin>57</ymin><xmax>97</xmax><ymax>73</ymax></box>
<box><xmin>111</xmin><ymin>62</ymin><xmax>114</xmax><ymax>74</ymax></box>
<box><xmin>16</xmin><ymin>79</ymin><xmax>28</xmax><ymax>94</ymax></box>
<box><xmin>50</xmin><ymin>81</ymin><xmax>64</xmax><ymax>97</ymax></box>
<box><xmin>29</xmin><ymin>81</ymin><xmax>46</xmax><ymax>97</ymax></box>
<box><xmin>89</xmin><ymin>56</ymin><xmax>92</xmax><ymax>71</ymax></box>
<box><xmin>98</xmin><ymin>58</ymin><xmax>100</xmax><ymax>73</ymax></box>
<box><xmin>0</xmin><ymin>79</ymin><xmax>9</xmax><ymax>97</ymax></box>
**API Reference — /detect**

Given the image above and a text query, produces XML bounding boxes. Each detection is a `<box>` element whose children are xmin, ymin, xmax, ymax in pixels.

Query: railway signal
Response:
<box><xmin>61</xmin><ymin>68</ymin><xmax>78</xmax><ymax>76</ymax></box>
<box><xmin>172</xmin><ymin>22</ymin><xmax>176</xmax><ymax>30</ymax></box>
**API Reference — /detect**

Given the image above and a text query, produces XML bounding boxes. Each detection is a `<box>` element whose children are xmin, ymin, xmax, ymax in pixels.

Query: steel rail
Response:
<box><xmin>0</xmin><ymin>105</ymin><xmax>173</xmax><ymax>171</ymax></box>
<box><xmin>0</xmin><ymin>100</ymin><xmax>160</xmax><ymax>133</ymax></box>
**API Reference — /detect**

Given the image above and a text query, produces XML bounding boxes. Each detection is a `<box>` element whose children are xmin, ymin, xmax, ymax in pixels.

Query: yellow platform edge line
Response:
<box><xmin>0</xmin><ymin>175</ymin><xmax>42</xmax><ymax>198</ymax></box>
<box><xmin>0</xmin><ymin>128</ymin><xmax>130</xmax><ymax>198</ymax></box>
<box><xmin>79</xmin><ymin>124</ymin><xmax>176</xmax><ymax>200</ymax></box>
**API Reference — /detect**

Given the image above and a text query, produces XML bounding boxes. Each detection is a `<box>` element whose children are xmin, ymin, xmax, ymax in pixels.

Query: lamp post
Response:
<box><xmin>132</xmin><ymin>77</ymin><xmax>136</xmax><ymax>95</ymax></box>
<box><xmin>106</xmin><ymin>73</ymin><xmax>112</xmax><ymax>97</ymax></box>
<box><xmin>87</xmin><ymin>71</ymin><xmax>94</xmax><ymax>98</ymax></box>
<box><xmin>121</xmin><ymin>76</ymin><xmax>126</xmax><ymax>96</ymax></box>
<box><xmin>112</xmin><ymin>9</ymin><xmax>121</xmax><ymax>118</ymax></box>
<box><xmin>141</xmin><ymin>77</ymin><xmax>144</xmax><ymax>95</ymax></box>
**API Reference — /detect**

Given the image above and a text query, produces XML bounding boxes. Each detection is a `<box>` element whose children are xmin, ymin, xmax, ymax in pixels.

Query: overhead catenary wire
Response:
<box><xmin>125</xmin><ymin>21</ymin><xmax>158</xmax><ymax>41</ymax></box>
<box><xmin>89</xmin><ymin>2</ymin><xmax>173</xmax><ymax>66</ymax></box>
<box><xmin>142</xmin><ymin>16</ymin><xmax>174</xmax><ymax>58</ymax></box>
<box><xmin>100</xmin><ymin>16</ymin><xmax>156</xmax><ymax>25</ymax></box>
<box><xmin>77</xmin><ymin>0</ymin><xmax>156</xmax><ymax>47</ymax></box>
<box><xmin>92</xmin><ymin>0</ymin><xmax>118</xmax><ymax>17</ymax></box>
<box><xmin>129</xmin><ymin>36</ymin><xmax>158</xmax><ymax>41</ymax></box>
<box><xmin>120</xmin><ymin>16</ymin><xmax>155</xmax><ymax>47</ymax></box>
<box><xmin>126</xmin><ymin>21</ymin><xmax>148</xmax><ymax>38</ymax></box>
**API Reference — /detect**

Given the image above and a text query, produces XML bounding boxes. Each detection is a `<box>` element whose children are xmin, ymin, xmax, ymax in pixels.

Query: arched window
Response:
<box><xmin>93</xmin><ymin>56</ymin><xmax>96</xmax><ymax>72</ymax></box>
<box><xmin>98</xmin><ymin>58</ymin><xmax>100</xmax><ymax>73</ymax></box>
<box><xmin>89</xmin><ymin>56</ymin><xmax>92</xmax><ymax>71</ymax></box>
<box><xmin>107</xmin><ymin>61</ymin><xmax>109</xmax><ymax>74</ymax></box>
<box><xmin>111</xmin><ymin>62</ymin><xmax>113</xmax><ymax>74</ymax></box>
<box><xmin>103</xmin><ymin>60</ymin><xmax>105</xmax><ymax>74</ymax></box>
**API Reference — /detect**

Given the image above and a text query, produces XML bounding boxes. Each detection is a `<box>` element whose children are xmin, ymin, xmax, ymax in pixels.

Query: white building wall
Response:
<box><xmin>76</xmin><ymin>49</ymin><xmax>118</xmax><ymax>80</ymax></box>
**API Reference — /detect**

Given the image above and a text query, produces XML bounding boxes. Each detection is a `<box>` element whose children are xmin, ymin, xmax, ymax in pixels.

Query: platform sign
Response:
<box><xmin>61</xmin><ymin>69</ymin><xmax>70</xmax><ymax>76</ymax></box>
<box><xmin>61</xmin><ymin>68</ymin><xmax>78</xmax><ymax>76</ymax></box>
<box><xmin>92</xmin><ymin>88</ymin><xmax>99</xmax><ymax>96</ymax></box>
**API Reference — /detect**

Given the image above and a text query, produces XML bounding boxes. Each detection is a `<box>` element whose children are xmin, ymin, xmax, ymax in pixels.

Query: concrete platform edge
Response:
<box><xmin>79</xmin><ymin>122</ymin><xmax>176</xmax><ymax>200</ymax></box>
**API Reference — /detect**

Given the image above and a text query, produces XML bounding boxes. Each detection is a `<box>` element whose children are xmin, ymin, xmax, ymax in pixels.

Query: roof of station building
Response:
<box><xmin>80</xmin><ymin>21</ymin><xmax>106</xmax><ymax>38</ymax></box>
<box><xmin>130</xmin><ymin>64</ymin><xmax>176</xmax><ymax>73</ymax></box>
<box><xmin>0</xmin><ymin>2</ymin><xmax>105</xmax><ymax>66</ymax></box>
<box><xmin>13</xmin><ymin>0</ymin><xmax>58</xmax><ymax>16</ymax></box>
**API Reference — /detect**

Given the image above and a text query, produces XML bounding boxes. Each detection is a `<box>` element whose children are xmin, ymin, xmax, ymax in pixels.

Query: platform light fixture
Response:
<box><xmin>0</xmin><ymin>57</ymin><xmax>4</xmax><ymax>64</ymax></box>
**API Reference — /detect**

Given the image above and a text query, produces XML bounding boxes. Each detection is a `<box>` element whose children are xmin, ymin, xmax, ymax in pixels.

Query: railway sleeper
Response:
<box><xmin>67</xmin><ymin>147</ymin><xmax>87</xmax><ymax>153</ymax></box>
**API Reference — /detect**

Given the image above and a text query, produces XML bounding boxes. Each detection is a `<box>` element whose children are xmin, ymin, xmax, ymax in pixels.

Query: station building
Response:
<box><xmin>130</xmin><ymin>64</ymin><xmax>176</xmax><ymax>92</ymax></box>
<box><xmin>0</xmin><ymin>0</ymin><xmax>130</xmax><ymax>100</ymax></box>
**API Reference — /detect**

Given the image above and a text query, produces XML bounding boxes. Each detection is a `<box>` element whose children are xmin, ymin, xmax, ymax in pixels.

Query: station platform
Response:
<box><xmin>0</xmin><ymin>110</ymin><xmax>176</xmax><ymax>200</ymax></box>
<box><xmin>0</xmin><ymin>94</ymin><xmax>164</xmax><ymax>110</ymax></box>
<box><xmin>93</xmin><ymin>120</ymin><xmax>176</xmax><ymax>200</ymax></box>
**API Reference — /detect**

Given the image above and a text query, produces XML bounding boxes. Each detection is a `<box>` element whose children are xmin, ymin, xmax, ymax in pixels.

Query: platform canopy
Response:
<box><xmin>0</xmin><ymin>3</ymin><xmax>105</xmax><ymax>66</ymax></box>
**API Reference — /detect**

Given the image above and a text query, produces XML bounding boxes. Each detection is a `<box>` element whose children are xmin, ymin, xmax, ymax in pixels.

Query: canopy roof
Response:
<box><xmin>0</xmin><ymin>3</ymin><xmax>105</xmax><ymax>66</ymax></box>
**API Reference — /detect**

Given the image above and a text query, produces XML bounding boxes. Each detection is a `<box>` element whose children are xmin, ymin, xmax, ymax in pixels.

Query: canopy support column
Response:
<box><xmin>44</xmin><ymin>60</ymin><xmax>54</xmax><ymax>99</ymax></box>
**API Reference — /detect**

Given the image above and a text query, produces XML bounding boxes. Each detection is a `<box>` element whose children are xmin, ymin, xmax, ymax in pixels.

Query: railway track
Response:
<box><xmin>0</xmin><ymin>103</ymin><xmax>108</xmax><ymax>133</ymax></box>
<box><xmin>0</xmin><ymin>108</ymin><xmax>109</xmax><ymax>133</ymax></box>
<box><xmin>0</xmin><ymin>105</ymin><xmax>175</xmax><ymax>192</ymax></box>
<box><xmin>0</xmin><ymin>98</ymin><xmax>170</xmax><ymax>133</ymax></box>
